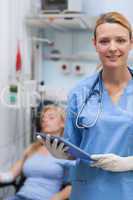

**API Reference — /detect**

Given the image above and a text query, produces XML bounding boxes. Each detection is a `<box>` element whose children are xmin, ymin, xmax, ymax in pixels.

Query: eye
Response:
<box><xmin>99</xmin><ymin>39</ymin><xmax>109</xmax><ymax>45</ymax></box>
<box><xmin>116</xmin><ymin>38</ymin><xmax>126</xmax><ymax>43</ymax></box>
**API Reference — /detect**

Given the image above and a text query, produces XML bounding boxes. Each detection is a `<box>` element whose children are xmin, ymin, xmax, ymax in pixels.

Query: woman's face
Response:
<box><xmin>93</xmin><ymin>23</ymin><xmax>133</xmax><ymax>69</ymax></box>
<box><xmin>41</xmin><ymin>109</ymin><xmax>64</xmax><ymax>136</ymax></box>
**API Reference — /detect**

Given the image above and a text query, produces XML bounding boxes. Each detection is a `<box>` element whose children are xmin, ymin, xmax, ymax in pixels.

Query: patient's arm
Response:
<box><xmin>0</xmin><ymin>145</ymin><xmax>31</xmax><ymax>183</ymax></box>
<box><xmin>50</xmin><ymin>185</ymin><xmax>72</xmax><ymax>200</ymax></box>
<box><xmin>0</xmin><ymin>158</ymin><xmax>25</xmax><ymax>183</ymax></box>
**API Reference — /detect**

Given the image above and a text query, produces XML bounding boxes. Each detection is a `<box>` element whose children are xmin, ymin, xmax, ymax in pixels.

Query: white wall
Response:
<box><xmin>0</xmin><ymin>1</ymin><xmax>31</xmax><ymax>198</ymax></box>
<box><xmin>0</xmin><ymin>0</ymin><xmax>31</xmax><ymax>170</ymax></box>
<box><xmin>42</xmin><ymin>30</ymin><xmax>97</xmax><ymax>81</ymax></box>
<box><xmin>84</xmin><ymin>0</ymin><xmax>133</xmax><ymax>23</ymax></box>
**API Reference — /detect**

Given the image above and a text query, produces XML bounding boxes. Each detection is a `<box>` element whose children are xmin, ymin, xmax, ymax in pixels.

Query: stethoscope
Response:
<box><xmin>76</xmin><ymin>68</ymin><xmax>133</xmax><ymax>129</ymax></box>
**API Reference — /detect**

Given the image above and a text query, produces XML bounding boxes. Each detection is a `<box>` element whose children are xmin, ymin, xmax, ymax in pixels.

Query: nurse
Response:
<box><xmin>46</xmin><ymin>12</ymin><xmax>133</xmax><ymax>200</ymax></box>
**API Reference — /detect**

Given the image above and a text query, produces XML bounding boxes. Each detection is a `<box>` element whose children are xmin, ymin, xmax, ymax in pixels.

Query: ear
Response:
<box><xmin>130</xmin><ymin>37</ymin><xmax>133</xmax><ymax>50</ymax></box>
<box><xmin>92</xmin><ymin>37</ymin><xmax>96</xmax><ymax>46</ymax></box>
<box><xmin>60</xmin><ymin>121</ymin><xmax>64</xmax><ymax>129</ymax></box>
<box><xmin>92</xmin><ymin>37</ymin><xmax>98</xmax><ymax>52</ymax></box>
<box><xmin>59</xmin><ymin>119</ymin><xmax>64</xmax><ymax>129</ymax></box>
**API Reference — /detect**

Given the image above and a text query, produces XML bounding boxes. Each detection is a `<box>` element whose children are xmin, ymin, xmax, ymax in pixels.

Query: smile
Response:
<box><xmin>106</xmin><ymin>55</ymin><xmax>121</xmax><ymax>60</ymax></box>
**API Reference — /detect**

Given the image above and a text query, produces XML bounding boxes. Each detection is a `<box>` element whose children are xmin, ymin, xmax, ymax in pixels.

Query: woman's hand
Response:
<box><xmin>90</xmin><ymin>153</ymin><xmax>133</xmax><ymax>172</ymax></box>
<box><xmin>50</xmin><ymin>185</ymin><xmax>72</xmax><ymax>200</ymax></box>
<box><xmin>45</xmin><ymin>136</ymin><xmax>73</xmax><ymax>160</ymax></box>
<box><xmin>0</xmin><ymin>172</ymin><xmax>14</xmax><ymax>183</ymax></box>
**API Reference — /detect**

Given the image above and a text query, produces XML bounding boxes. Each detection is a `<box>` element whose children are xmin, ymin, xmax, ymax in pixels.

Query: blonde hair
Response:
<box><xmin>94</xmin><ymin>12</ymin><xmax>132</xmax><ymax>40</ymax></box>
<box><xmin>27</xmin><ymin>104</ymin><xmax>66</xmax><ymax>158</ymax></box>
<box><xmin>40</xmin><ymin>104</ymin><xmax>66</xmax><ymax>136</ymax></box>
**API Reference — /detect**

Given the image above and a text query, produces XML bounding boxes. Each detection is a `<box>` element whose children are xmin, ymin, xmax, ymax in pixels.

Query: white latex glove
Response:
<box><xmin>90</xmin><ymin>153</ymin><xmax>133</xmax><ymax>172</ymax></box>
<box><xmin>45</xmin><ymin>136</ymin><xmax>73</xmax><ymax>160</ymax></box>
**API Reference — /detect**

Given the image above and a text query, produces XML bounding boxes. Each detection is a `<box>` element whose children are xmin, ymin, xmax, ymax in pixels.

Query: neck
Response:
<box><xmin>101</xmin><ymin>67</ymin><xmax>132</xmax><ymax>104</ymax></box>
<box><xmin>102</xmin><ymin>67</ymin><xmax>132</xmax><ymax>86</ymax></box>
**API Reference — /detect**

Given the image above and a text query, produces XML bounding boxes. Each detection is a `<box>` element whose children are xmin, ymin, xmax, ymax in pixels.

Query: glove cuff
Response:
<box><xmin>126</xmin><ymin>157</ymin><xmax>133</xmax><ymax>171</ymax></box>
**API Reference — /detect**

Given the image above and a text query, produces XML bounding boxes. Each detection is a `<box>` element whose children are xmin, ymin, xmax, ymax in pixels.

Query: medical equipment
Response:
<box><xmin>76</xmin><ymin>71</ymin><xmax>103</xmax><ymax>128</ymax></box>
<box><xmin>36</xmin><ymin>132</ymin><xmax>93</xmax><ymax>161</ymax></box>
<box><xmin>41</xmin><ymin>0</ymin><xmax>82</xmax><ymax>12</ymax></box>
<box><xmin>0</xmin><ymin>80</ymin><xmax>40</xmax><ymax>109</ymax></box>
<box><xmin>9</xmin><ymin>84</ymin><xmax>18</xmax><ymax>104</ymax></box>
<box><xmin>76</xmin><ymin>68</ymin><xmax>133</xmax><ymax>129</ymax></box>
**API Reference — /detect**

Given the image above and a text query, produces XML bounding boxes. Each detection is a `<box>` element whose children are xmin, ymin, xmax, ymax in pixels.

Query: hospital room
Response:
<box><xmin>1</xmin><ymin>0</ymin><xmax>133</xmax><ymax>199</ymax></box>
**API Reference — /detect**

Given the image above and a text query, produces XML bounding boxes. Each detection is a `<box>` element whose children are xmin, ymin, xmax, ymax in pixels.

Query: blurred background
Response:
<box><xmin>0</xmin><ymin>0</ymin><xmax>133</xmax><ymax>198</ymax></box>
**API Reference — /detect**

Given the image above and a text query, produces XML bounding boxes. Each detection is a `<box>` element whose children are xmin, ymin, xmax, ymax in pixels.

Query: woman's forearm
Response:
<box><xmin>51</xmin><ymin>185</ymin><xmax>72</xmax><ymax>200</ymax></box>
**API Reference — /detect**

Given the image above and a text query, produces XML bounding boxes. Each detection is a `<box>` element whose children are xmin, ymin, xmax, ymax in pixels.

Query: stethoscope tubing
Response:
<box><xmin>75</xmin><ymin>101</ymin><xmax>102</xmax><ymax>128</ymax></box>
<box><xmin>76</xmin><ymin>71</ymin><xmax>103</xmax><ymax>129</ymax></box>
<box><xmin>76</xmin><ymin>68</ymin><xmax>133</xmax><ymax>129</ymax></box>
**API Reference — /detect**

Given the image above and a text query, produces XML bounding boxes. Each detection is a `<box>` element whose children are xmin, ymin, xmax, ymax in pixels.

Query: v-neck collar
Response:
<box><xmin>102</xmin><ymin>78</ymin><xmax>133</xmax><ymax>107</ymax></box>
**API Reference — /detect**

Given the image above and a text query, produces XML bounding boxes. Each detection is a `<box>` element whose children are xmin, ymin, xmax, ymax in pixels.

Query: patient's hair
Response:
<box><xmin>40</xmin><ymin>104</ymin><xmax>66</xmax><ymax>135</ymax></box>
<box><xmin>27</xmin><ymin>104</ymin><xmax>66</xmax><ymax>157</ymax></box>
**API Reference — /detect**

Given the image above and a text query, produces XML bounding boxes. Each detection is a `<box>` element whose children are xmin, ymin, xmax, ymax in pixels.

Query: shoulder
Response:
<box><xmin>74</xmin><ymin>72</ymin><xmax>97</xmax><ymax>89</ymax></box>
<box><xmin>23</xmin><ymin>145</ymin><xmax>33</xmax><ymax>159</ymax></box>
<box><xmin>67</xmin><ymin>72</ymin><xmax>99</xmax><ymax>110</ymax></box>
<box><xmin>69</xmin><ymin>73</ymin><xmax>98</xmax><ymax>97</ymax></box>
<box><xmin>23</xmin><ymin>142</ymin><xmax>41</xmax><ymax>159</ymax></box>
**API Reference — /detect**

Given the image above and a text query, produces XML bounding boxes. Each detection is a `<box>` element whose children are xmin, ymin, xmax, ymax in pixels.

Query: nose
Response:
<box><xmin>109</xmin><ymin>40</ymin><xmax>117</xmax><ymax>52</ymax></box>
<box><xmin>42</xmin><ymin>117</ymin><xmax>48</xmax><ymax>124</ymax></box>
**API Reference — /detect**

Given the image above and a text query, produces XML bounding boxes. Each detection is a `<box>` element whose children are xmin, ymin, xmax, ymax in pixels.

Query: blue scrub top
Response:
<box><xmin>64</xmin><ymin>71</ymin><xmax>133</xmax><ymax>200</ymax></box>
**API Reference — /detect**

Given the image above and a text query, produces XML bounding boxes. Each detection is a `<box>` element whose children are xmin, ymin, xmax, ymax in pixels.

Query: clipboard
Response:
<box><xmin>35</xmin><ymin>132</ymin><xmax>92</xmax><ymax>161</ymax></box>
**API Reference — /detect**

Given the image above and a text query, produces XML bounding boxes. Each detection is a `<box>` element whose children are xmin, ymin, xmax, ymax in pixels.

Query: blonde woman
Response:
<box><xmin>46</xmin><ymin>12</ymin><xmax>133</xmax><ymax>200</ymax></box>
<box><xmin>0</xmin><ymin>105</ymin><xmax>73</xmax><ymax>200</ymax></box>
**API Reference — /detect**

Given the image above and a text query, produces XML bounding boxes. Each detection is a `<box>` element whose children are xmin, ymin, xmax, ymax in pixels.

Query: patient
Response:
<box><xmin>0</xmin><ymin>104</ymin><xmax>73</xmax><ymax>200</ymax></box>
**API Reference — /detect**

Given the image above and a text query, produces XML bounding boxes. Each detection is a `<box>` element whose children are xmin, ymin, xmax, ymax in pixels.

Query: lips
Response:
<box><xmin>106</xmin><ymin>55</ymin><xmax>121</xmax><ymax>61</ymax></box>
